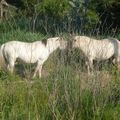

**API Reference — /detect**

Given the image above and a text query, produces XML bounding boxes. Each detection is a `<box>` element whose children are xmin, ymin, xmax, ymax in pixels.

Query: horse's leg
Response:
<box><xmin>33</xmin><ymin>63</ymin><xmax>39</xmax><ymax>78</ymax></box>
<box><xmin>33</xmin><ymin>60</ymin><xmax>44</xmax><ymax>78</ymax></box>
<box><xmin>114</xmin><ymin>57</ymin><xmax>120</xmax><ymax>69</ymax></box>
<box><xmin>38</xmin><ymin>65</ymin><xmax>43</xmax><ymax>78</ymax></box>
<box><xmin>90</xmin><ymin>60</ymin><xmax>93</xmax><ymax>71</ymax></box>
<box><xmin>85</xmin><ymin>57</ymin><xmax>93</xmax><ymax>74</ymax></box>
<box><xmin>112</xmin><ymin>58</ymin><xmax>116</xmax><ymax>65</ymax></box>
<box><xmin>7</xmin><ymin>58</ymin><xmax>15</xmax><ymax>73</ymax></box>
<box><xmin>85</xmin><ymin>61</ymin><xmax>90</xmax><ymax>74</ymax></box>
<box><xmin>88</xmin><ymin>58</ymin><xmax>93</xmax><ymax>73</ymax></box>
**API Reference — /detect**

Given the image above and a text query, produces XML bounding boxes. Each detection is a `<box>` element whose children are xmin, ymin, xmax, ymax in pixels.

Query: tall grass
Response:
<box><xmin>0</xmin><ymin>61</ymin><xmax>120</xmax><ymax>120</ymax></box>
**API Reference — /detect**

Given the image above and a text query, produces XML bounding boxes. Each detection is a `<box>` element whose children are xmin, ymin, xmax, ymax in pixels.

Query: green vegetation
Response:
<box><xmin>3</xmin><ymin>0</ymin><xmax>120</xmax><ymax>34</ymax></box>
<box><xmin>0</xmin><ymin>64</ymin><xmax>120</xmax><ymax>120</ymax></box>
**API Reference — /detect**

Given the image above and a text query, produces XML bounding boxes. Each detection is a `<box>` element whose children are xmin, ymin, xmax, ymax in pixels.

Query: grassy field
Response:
<box><xmin>0</xmin><ymin>30</ymin><xmax>120</xmax><ymax>120</ymax></box>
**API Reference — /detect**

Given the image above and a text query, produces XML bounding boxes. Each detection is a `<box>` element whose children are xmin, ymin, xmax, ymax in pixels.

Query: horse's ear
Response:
<box><xmin>56</xmin><ymin>37</ymin><xmax>61</xmax><ymax>41</ymax></box>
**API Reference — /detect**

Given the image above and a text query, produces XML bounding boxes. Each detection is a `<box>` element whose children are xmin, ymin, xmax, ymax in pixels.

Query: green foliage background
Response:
<box><xmin>4</xmin><ymin>0</ymin><xmax>120</xmax><ymax>35</ymax></box>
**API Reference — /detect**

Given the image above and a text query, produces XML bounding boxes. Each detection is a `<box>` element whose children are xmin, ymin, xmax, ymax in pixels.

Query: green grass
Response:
<box><xmin>0</xmin><ymin>54</ymin><xmax>120</xmax><ymax>120</ymax></box>
<box><xmin>0</xmin><ymin>29</ymin><xmax>120</xmax><ymax>120</ymax></box>
<box><xmin>0</xmin><ymin>29</ymin><xmax>49</xmax><ymax>44</ymax></box>
<box><xmin>0</xmin><ymin>64</ymin><xmax>120</xmax><ymax>120</ymax></box>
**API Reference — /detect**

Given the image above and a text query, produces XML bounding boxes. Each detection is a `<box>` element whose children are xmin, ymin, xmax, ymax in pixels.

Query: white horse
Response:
<box><xmin>72</xmin><ymin>36</ymin><xmax>119</xmax><ymax>73</ymax></box>
<box><xmin>0</xmin><ymin>37</ymin><xmax>67</xmax><ymax>78</ymax></box>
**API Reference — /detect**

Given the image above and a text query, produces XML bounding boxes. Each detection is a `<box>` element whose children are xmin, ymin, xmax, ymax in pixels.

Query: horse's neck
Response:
<box><xmin>79</xmin><ymin>39</ymin><xmax>92</xmax><ymax>52</ymax></box>
<box><xmin>46</xmin><ymin>43</ymin><xmax>58</xmax><ymax>54</ymax></box>
<box><xmin>80</xmin><ymin>39</ymin><xmax>90</xmax><ymax>47</ymax></box>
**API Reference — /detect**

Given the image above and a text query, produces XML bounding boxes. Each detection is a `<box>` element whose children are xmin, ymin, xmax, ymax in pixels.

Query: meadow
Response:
<box><xmin>0</xmin><ymin>22</ymin><xmax>120</xmax><ymax>120</ymax></box>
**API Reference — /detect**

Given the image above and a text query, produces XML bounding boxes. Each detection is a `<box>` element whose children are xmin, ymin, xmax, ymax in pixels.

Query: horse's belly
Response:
<box><xmin>95</xmin><ymin>50</ymin><xmax>114</xmax><ymax>60</ymax></box>
<box><xmin>18</xmin><ymin>50</ymin><xmax>49</xmax><ymax>63</ymax></box>
<box><xmin>18</xmin><ymin>56</ymin><xmax>38</xmax><ymax>63</ymax></box>
<box><xmin>18</xmin><ymin>52</ymin><xmax>39</xmax><ymax>63</ymax></box>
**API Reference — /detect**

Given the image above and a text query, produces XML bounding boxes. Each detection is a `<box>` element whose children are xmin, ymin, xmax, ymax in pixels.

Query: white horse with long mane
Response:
<box><xmin>72</xmin><ymin>35</ymin><xmax>120</xmax><ymax>73</ymax></box>
<box><xmin>0</xmin><ymin>37</ymin><xmax>67</xmax><ymax>78</ymax></box>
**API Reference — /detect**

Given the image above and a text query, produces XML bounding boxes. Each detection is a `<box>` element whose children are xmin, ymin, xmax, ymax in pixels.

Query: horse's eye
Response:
<box><xmin>74</xmin><ymin>39</ymin><xmax>77</xmax><ymax>42</ymax></box>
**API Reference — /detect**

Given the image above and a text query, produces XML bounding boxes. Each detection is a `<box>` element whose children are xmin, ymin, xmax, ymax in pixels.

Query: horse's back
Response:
<box><xmin>74</xmin><ymin>36</ymin><xmax>116</xmax><ymax>60</ymax></box>
<box><xmin>2</xmin><ymin>40</ymin><xmax>48</xmax><ymax>63</ymax></box>
<box><xmin>3</xmin><ymin>40</ymin><xmax>45</xmax><ymax>50</ymax></box>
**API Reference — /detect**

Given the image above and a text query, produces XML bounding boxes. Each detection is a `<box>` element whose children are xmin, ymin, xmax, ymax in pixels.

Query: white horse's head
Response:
<box><xmin>72</xmin><ymin>36</ymin><xmax>90</xmax><ymax>48</ymax></box>
<box><xmin>47</xmin><ymin>37</ymin><xmax>67</xmax><ymax>52</ymax></box>
<box><xmin>72</xmin><ymin>36</ymin><xmax>80</xmax><ymax>48</ymax></box>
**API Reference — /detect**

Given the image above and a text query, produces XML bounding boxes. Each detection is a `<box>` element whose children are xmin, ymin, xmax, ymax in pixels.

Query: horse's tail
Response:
<box><xmin>0</xmin><ymin>44</ymin><xmax>7</xmax><ymax>69</ymax></box>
